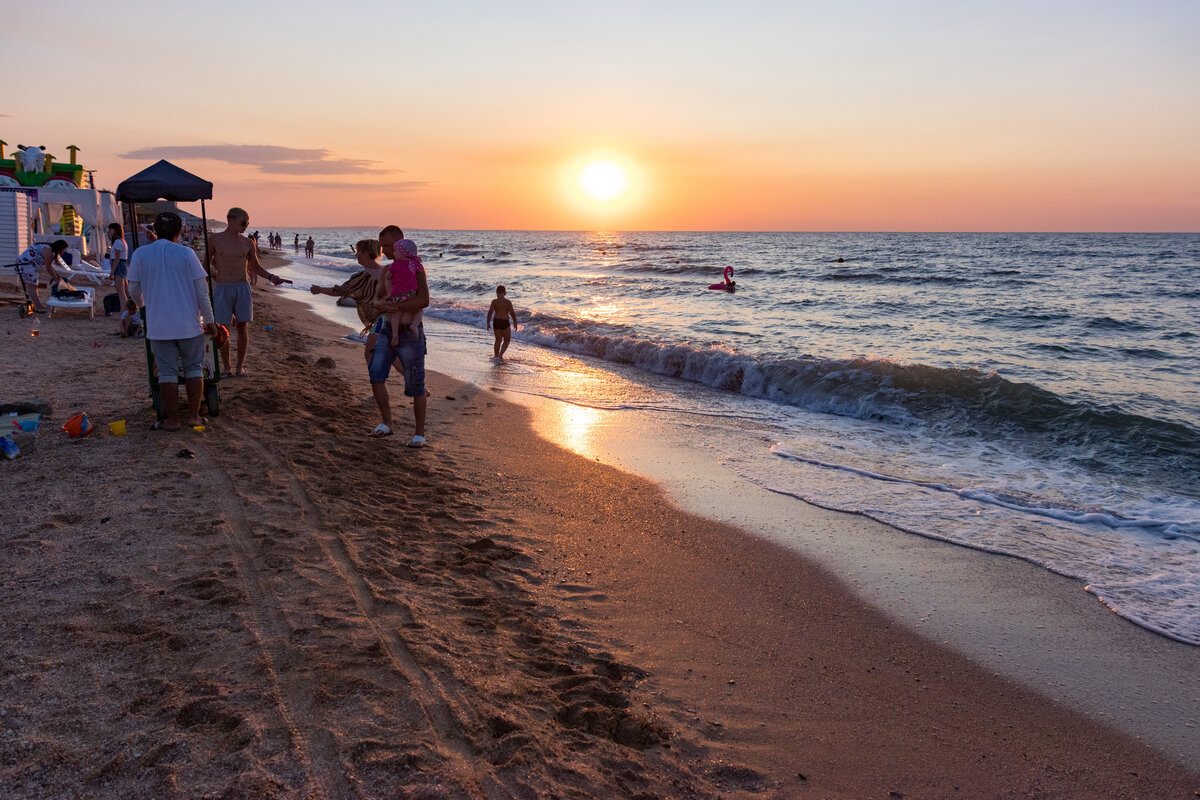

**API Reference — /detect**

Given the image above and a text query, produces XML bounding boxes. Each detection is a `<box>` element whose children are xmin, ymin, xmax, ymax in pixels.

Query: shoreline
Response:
<box><xmin>1</xmin><ymin>272</ymin><xmax>1197</xmax><ymax>797</ymax></box>
<box><xmin>272</xmin><ymin>253</ymin><xmax>1200</xmax><ymax>764</ymax></box>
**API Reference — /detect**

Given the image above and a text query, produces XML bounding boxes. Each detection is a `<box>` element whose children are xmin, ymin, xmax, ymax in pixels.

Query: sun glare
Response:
<box><xmin>577</xmin><ymin>159</ymin><xmax>629</xmax><ymax>202</ymax></box>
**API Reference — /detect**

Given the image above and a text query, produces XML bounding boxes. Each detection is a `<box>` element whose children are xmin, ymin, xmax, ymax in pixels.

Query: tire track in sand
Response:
<box><xmin>217</xmin><ymin>421</ymin><xmax>510</xmax><ymax>800</ymax></box>
<box><xmin>193</xmin><ymin>443</ymin><xmax>352</xmax><ymax>800</ymax></box>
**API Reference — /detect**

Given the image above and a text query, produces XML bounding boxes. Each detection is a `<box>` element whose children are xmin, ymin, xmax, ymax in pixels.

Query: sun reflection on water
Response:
<box><xmin>554</xmin><ymin>404</ymin><xmax>604</xmax><ymax>460</ymax></box>
<box><xmin>580</xmin><ymin>301</ymin><xmax>625</xmax><ymax>323</ymax></box>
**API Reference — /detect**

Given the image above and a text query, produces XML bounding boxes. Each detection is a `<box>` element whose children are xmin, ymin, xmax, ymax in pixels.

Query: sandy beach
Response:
<box><xmin>1</xmin><ymin>265</ymin><xmax>1197</xmax><ymax>799</ymax></box>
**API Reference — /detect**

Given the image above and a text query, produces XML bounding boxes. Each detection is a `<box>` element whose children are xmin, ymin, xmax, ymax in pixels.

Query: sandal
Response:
<box><xmin>407</xmin><ymin>435</ymin><xmax>427</xmax><ymax>448</ymax></box>
<box><xmin>368</xmin><ymin>424</ymin><xmax>393</xmax><ymax>438</ymax></box>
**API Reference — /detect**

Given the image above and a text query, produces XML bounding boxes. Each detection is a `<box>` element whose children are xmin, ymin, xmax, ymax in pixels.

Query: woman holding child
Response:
<box><xmin>309</xmin><ymin>238</ymin><xmax>385</xmax><ymax>347</ymax></box>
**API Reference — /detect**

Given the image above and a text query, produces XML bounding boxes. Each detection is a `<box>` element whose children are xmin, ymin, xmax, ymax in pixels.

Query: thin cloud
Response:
<box><xmin>273</xmin><ymin>179</ymin><xmax>430</xmax><ymax>192</ymax></box>
<box><xmin>119</xmin><ymin>144</ymin><xmax>387</xmax><ymax>176</ymax></box>
<box><xmin>219</xmin><ymin>177</ymin><xmax>430</xmax><ymax>193</ymax></box>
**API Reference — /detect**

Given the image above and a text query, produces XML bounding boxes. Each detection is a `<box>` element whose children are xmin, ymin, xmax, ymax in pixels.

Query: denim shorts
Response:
<box><xmin>113</xmin><ymin>259</ymin><xmax>128</xmax><ymax>278</ymax></box>
<box><xmin>369</xmin><ymin>321</ymin><xmax>425</xmax><ymax>397</ymax></box>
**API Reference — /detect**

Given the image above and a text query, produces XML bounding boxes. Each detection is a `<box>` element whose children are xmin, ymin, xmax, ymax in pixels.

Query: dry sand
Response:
<box><xmin>1</xmin><ymin>270</ymin><xmax>1197</xmax><ymax>799</ymax></box>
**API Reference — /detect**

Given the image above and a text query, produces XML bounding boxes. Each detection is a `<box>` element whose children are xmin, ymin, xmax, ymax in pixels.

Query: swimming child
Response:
<box><xmin>377</xmin><ymin>238</ymin><xmax>423</xmax><ymax>346</ymax></box>
<box><xmin>119</xmin><ymin>298</ymin><xmax>142</xmax><ymax>338</ymax></box>
<box><xmin>486</xmin><ymin>285</ymin><xmax>518</xmax><ymax>359</ymax></box>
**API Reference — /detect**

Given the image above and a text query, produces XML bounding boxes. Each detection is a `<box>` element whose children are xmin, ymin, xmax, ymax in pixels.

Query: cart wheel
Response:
<box><xmin>151</xmin><ymin>386</ymin><xmax>165</xmax><ymax>421</ymax></box>
<box><xmin>203</xmin><ymin>383</ymin><xmax>220</xmax><ymax>418</ymax></box>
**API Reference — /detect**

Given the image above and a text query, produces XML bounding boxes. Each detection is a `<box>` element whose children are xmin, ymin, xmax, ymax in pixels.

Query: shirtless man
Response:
<box><xmin>207</xmin><ymin>207</ymin><xmax>283</xmax><ymax>376</ymax></box>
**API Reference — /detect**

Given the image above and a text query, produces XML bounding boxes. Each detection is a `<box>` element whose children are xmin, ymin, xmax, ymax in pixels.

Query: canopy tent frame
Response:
<box><xmin>115</xmin><ymin>160</ymin><xmax>220</xmax><ymax>419</ymax></box>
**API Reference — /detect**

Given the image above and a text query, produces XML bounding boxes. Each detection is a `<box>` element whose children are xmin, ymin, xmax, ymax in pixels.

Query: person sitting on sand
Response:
<box><xmin>377</xmin><ymin>238</ymin><xmax>423</xmax><ymax>347</ymax></box>
<box><xmin>127</xmin><ymin>212</ymin><xmax>217</xmax><ymax>431</ymax></box>
<box><xmin>486</xmin><ymin>285</ymin><xmax>519</xmax><ymax>359</ymax></box>
<box><xmin>119</xmin><ymin>298</ymin><xmax>142</xmax><ymax>338</ymax></box>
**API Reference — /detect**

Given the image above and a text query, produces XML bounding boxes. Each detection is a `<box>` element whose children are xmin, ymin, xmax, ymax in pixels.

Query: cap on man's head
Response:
<box><xmin>153</xmin><ymin>211</ymin><xmax>183</xmax><ymax>240</ymax></box>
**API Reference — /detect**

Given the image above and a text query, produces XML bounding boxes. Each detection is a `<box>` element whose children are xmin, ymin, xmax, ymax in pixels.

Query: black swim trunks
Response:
<box><xmin>493</xmin><ymin>318</ymin><xmax>510</xmax><ymax>331</ymax></box>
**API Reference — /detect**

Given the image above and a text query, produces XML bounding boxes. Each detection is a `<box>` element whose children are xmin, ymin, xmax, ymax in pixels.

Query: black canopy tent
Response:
<box><xmin>115</xmin><ymin>160</ymin><xmax>220</xmax><ymax>419</ymax></box>
<box><xmin>115</xmin><ymin>159</ymin><xmax>214</xmax><ymax>269</ymax></box>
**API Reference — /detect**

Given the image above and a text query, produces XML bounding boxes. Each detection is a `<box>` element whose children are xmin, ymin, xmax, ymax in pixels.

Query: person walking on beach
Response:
<box><xmin>127</xmin><ymin>212</ymin><xmax>217</xmax><ymax>431</ymax></box>
<box><xmin>368</xmin><ymin>225</ymin><xmax>429</xmax><ymax>445</ymax></box>
<box><xmin>486</xmin><ymin>285</ymin><xmax>518</xmax><ymax>359</ymax></box>
<box><xmin>207</xmin><ymin>207</ymin><xmax>285</xmax><ymax>377</ymax></box>
<box><xmin>305</xmin><ymin>236</ymin><xmax>315</xmax><ymax>258</ymax></box>
<box><xmin>293</xmin><ymin>233</ymin><xmax>299</xmax><ymax>252</ymax></box>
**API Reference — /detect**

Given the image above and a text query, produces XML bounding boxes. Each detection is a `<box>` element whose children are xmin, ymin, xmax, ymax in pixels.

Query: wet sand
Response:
<box><xmin>1</xmin><ymin>270</ymin><xmax>1196</xmax><ymax>798</ymax></box>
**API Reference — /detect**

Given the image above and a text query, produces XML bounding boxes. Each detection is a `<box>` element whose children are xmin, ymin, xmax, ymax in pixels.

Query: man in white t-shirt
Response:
<box><xmin>127</xmin><ymin>212</ymin><xmax>217</xmax><ymax>431</ymax></box>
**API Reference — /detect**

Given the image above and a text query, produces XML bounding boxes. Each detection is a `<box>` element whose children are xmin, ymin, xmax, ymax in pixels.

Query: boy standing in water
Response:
<box><xmin>486</xmin><ymin>285</ymin><xmax>518</xmax><ymax>359</ymax></box>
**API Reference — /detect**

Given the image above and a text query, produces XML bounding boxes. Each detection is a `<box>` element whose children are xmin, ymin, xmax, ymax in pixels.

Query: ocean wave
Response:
<box><xmin>1086</xmin><ymin>316</ymin><xmax>1153</xmax><ymax>332</ymax></box>
<box><xmin>423</xmin><ymin>299</ymin><xmax>1200</xmax><ymax>480</ymax></box>
<box><xmin>827</xmin><ymin>272</ymin><xmax>883</xmax><ymax>281</ymax></box>
<box><xmin>771</xmin><ymin>445</ymin><xmax>1198</xmax><ymax>540</ymax></box>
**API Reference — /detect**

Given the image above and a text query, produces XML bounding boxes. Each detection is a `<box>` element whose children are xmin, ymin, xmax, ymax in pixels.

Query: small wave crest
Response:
<box><xmin>421</xmin><ymin>300</ymin><xmax>1200</xmax><ymax>484</ymax></box>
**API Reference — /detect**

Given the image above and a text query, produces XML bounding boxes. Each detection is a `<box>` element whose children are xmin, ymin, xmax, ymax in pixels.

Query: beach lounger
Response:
<box><xmin>53</xmin><ymin>251</ymin><xmax>110</xmax><ymax>286</ymax></box>
<box><xmin>54</xmin><ymin>265</ymin><xmax>110</xmax><ymax>286</ymax></box>
<box><xmin>46</xmin><ymin>287</ymin><xmax>95</xmax><ymax>319</ymax></box>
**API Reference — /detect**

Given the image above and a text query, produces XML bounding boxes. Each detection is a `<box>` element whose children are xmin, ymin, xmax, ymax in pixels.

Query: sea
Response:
<box><xmin>266</xmin><ymin>229</ymin><xmax>1199</xmax><ymax>646</ymax></box>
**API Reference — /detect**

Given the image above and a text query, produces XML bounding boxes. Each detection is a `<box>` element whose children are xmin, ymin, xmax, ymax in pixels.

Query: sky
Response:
<box><xmin>4</xmin><ymin>0</ymin><xmax>1198</xmax><ymax>231</ymax></box>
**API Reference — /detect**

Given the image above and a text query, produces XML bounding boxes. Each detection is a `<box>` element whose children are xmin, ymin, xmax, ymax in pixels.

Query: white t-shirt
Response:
<box><xmin>126</xmin><ymin>239</ymin><xmax>209</xmax><ymax>340</ymax></box>
<box><xmin>109</xmin><ymin>238</ymin><xmax>129</xmax><ymax>263</ymax></box>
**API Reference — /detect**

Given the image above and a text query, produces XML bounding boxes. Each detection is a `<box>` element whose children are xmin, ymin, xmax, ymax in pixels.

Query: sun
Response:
<box><xmin>577</xmin><ymin>159</ymin><xmax>629</xmax><ymax>202</ymax></box>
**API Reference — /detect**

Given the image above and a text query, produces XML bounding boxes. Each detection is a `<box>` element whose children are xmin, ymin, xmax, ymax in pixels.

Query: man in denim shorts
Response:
<box><xmin>207</xmin><ymin>207</ymin><xmax>284</xmax><ymax>376</ymax></box>
<box><xmin>369</xmin><ymin>225</ymin><xmax>430</xmax><ymax>446</ymax></box>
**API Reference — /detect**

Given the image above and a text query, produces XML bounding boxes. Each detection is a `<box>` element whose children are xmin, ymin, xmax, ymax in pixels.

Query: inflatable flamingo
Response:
<box><xmin>708</xmin><ymin>265</ymin><xmax>736</xmax><ymax>292</ymax></box>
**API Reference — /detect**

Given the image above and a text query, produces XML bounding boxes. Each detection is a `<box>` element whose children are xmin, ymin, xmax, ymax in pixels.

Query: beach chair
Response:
<box><xmin>46</xmin><ymin>286</ymin><xmax>95</xmax><ymax>319</ymax></box>
<box><xmin>53</xmin><ymin>251</ymin><xmax>110</xmax><ymax>286</ymax></box>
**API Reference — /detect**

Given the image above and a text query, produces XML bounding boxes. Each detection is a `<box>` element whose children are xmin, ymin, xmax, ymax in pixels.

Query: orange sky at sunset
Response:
<box><xmin>3</xmin><ymin>2</ymin><xmax>1197</xmax><ymax>231</ymax></box>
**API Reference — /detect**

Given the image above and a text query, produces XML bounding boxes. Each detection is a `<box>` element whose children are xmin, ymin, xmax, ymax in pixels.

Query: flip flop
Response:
<box><xmin>407</xmin><ymin>435</ymin><xmax>427</xmax><ymax>448</ymax></box>
<box><xmin>369</xmin><ymin>424</ymin><xmax>393</xmax><ymax>438</ymax></box>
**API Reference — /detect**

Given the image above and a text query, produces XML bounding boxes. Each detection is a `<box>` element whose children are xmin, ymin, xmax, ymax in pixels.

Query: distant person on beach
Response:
<box><xmin>305</xmin><ymin>236</ymin><xmax>315</xmax><ymax>258</ymax></box>
<box><xmin>107</xmin><ymin>223</ymin><xmax>130</xmax><ymax>307</ymax></box>
<box><xmin>368</xmin><ymin>225</ymin><xmax>430</xmax><ymax>445</ymax></box>
<box><xmin>15</xmin><ymin>240</ymin><xmax>69</xmax><ymax>313</ymax></box>
<box><xmin>127</xmin><ymin>211</ymin><xmax>217</xmax><ymax>431</ymax></box>
<box><xmin>377</xmin><ymin>238</ymin><xmax>423</xmax><ymax>347</ymax></box>
<box><xmin>486</xmin><ymin>285</ymin><xmax>518</xmax><ymax>359</ymax></box>
<box><xmin>294</xmin><ymin>233</ymin><xmax>300</xmax><ymax>252</ymax></box>
<box><xmin>310</xmin><ymin>238</ymin><xmax>384</xmax><ymax>346</ymax></box>
<box><xmin>207</xmin><ymin>207</ymin><xmax>284</xmax><ymax>377</ymax></box>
